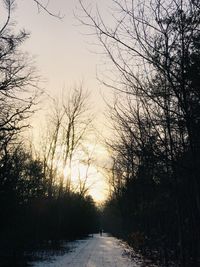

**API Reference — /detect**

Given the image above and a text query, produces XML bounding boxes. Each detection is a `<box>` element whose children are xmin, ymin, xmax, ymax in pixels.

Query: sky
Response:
<box><xmin>15</xmin><ymin>0</ymin><xmax>112</xmax><ymax>100</ymax></box>
<box><xmin>11</xmin><ymin>0</ymin><xmax>115</xmax><ymax>202</ymax></box>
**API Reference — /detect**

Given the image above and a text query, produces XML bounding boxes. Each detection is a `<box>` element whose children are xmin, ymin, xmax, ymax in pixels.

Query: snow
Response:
<box><xmin>33</xmin><ymin>234</ymin><xmax>143</xmax><ymax>267</ymax></box>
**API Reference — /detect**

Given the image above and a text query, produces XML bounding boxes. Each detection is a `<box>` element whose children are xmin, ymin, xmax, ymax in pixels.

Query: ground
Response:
<box><xmin>32</xmin><ymin>234</ymin><xmax>147</xmax><ymax>267</ymax></box>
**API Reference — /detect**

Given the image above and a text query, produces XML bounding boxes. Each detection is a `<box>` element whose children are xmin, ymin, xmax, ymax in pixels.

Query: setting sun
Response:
<box><xmin>62</xmin><ymin>143</ymin><xmax>109</xmax><ymax>202</ymax></box>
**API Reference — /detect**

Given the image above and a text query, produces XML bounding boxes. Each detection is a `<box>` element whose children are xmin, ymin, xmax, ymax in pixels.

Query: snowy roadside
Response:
<box><xmin>30</xmin><ymin>234</ymin><xmax>158</xmax><ymax>267</ymax></box>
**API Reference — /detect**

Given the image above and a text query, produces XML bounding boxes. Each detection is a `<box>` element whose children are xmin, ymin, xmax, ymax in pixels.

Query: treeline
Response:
<box><xmin>0</xmin><ymin>145</ymin><xmax>99</xmax><ymax>264</ymax></box>
<box><xmin>80</xmin><ymin>0</ymin><xmax>200</xmax><ymax>266</ymax></box>
<box><xmin>0</xmin><ymin>147</ymin><xmax>98</xmax><ymax>242</ymax></box>
<box><xmin>0</xmin><ymin>1</ymin><xmax>99</xmax><ymax>266</ymax></box>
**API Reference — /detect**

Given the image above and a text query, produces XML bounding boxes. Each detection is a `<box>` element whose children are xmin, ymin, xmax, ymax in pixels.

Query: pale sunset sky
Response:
<box><xmin>11</xmin><ymin>0</ymin><xmax>116</xmax><ymax>202</ymax></box>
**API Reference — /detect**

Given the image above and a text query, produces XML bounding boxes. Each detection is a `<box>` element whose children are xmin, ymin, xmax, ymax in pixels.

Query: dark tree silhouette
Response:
<box><xmin>0</xmin><ymin>0</ymin><xmax>38</xmax><ymax>153</ymax></box>
<box><xmin>80</xmin><ymin>0</ymin><xmax>200</xmax><ymax>265</ymax></box>
<box><xmin>0</xmin><ymin>2</ymin><xmax>99</xmax><ymax>266</ymax></box>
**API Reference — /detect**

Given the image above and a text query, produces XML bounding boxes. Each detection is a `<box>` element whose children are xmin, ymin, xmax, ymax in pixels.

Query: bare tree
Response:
<box><xmin>61</xmin><ymin>86</ymin><xmax>93</xmax><ymax>192</ymax></box>
<box><xmin>0</xmin><ymin>0</ymin><xmax>39</xmax><ymax>153</ymax></box>
<box><xmin>41</xmin><ymin>100</ymin><xmax>64</xmax><ymax>198</ymax></box>
<box><xmin>32</xmin><ymin>0</ymin><xmax>63</xmax><ymax>18</ymax></box>
<box><xmin>40</xmin><ymin>86</ymin><xmax>93</xmax><ymax>197</ymax></box>
<box><xmin>79</xmin><ymin>0</ymin><xmax>200</xmax><ymax>264</ymax></box>
<box><xmin>76</xmin><ymin>142</ymin><xmax>97</xmax><ymax>197</ymax></box>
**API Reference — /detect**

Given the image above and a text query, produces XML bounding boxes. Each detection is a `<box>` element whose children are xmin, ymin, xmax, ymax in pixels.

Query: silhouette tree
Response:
<box><xmin>0</xmin><ymin>2</ymin><xmax>100</xmax><ymax>265</ymax></box>
<box><xmin>80</xmin><ymin>0</ymin><xmax>200</xmax><ymax>265</ymax></box>
<box><xmin>41</xmin><ymin>86</ymin><xmax>93</xmax><ymax>197</ymax></box>
<box><xmin>0</xmin><ymin>0</ymin><xmax>38</xmax><ymax>154</ymax></box>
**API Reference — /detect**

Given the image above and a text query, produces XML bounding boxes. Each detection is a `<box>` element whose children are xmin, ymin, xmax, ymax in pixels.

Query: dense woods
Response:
<box><xmin>1</xmin><ymin>0</ymin><xmax>200</xmax><ymax>266</ymax></box>
<box><xmin>80</xmin><ymin>0</ymin><xmax>200</xmax><ymax>266</ymax></box>
<box><xmin>0</xmin><ymin>1</ymin><xmax>99</xmax><ymax>266</ymax></box>
<box><xmin>0</xmin><ymin>145</ymin><xmax>99</xmax><ymax>264</ymax></box>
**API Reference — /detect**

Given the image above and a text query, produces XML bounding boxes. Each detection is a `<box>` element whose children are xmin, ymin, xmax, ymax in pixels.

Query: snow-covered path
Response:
<box><xmin>33</xmin><ymin>234</ymin><xmax>143</xmax><ymax>267</ymax></box>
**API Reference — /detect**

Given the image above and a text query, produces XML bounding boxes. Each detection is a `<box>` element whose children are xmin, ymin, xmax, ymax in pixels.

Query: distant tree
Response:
<box><xmin>61</xmin><ymin>86</ymin><xmax>92</xmax><ymax>192</ymax></box>
<box><xmin>41</xmin><ymin>101</ymin><xmax>64</xmax><ymax>198</ymax></box>
<box><xmin>0</xmin><ymin>145</ymin><xmax>46</xmax><ymax>203</ymax></box>
<box><xmin>40</xmin><ymin>86</ymin><xmax>93</xmax><ymax>197</ymax></box>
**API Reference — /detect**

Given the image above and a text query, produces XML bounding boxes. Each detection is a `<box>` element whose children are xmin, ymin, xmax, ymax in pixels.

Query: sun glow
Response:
<box><xmin>63</xmin><ymin>165</ymin><xmax>71</xmax><ymax>180</ymax></box>
<box><xmin>62</xmin><ymin>143</ymin><xmax>109</xmax><ymax>203</ymax></box>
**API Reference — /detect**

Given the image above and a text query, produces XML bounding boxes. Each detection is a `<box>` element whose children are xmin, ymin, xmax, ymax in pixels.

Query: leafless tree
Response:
<box><xmin>61</xmin><ymin>86</ymin><xmax>93</xmax><ymax>192</ymax></box>
<box><xmin>40</xmin><ymin>86</ymin><xmax>93</xmax><ymax>197</ymax></box>
<box><xmin>0</xmin><ymin>0</ymin><xmax>39</xmax><ymax>153</ymax></box>
<box><xmin>79</xmin><ymin>0</ymin><xmax>200</xmax><ymax>264</ymax></box>
<box><xmin>41</xmin><ymin>100</ymin><xmax>64</xmax><ymax>198</ymax></box>
<box><xmin>76</xmin><ymin>142</ymin><xmax>97</xmax><ymax>197</ymax></box>
<box><xmin>32</xmin><ymin>0</ymin><xmax>63</xmax><ymax>18</ymax></box>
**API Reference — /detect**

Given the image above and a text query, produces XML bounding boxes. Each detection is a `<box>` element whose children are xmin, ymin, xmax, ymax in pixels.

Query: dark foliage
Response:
<box><xmin>82</xmin><ymin>0</ymin><xmax>200</xmax><ymax>266</ymax></box>
<box><xmin>0</xmin><ymin>146</ymin><xmax>99</xmax><ymax>266</ymax></box>
<box><xmin>0</xmin><ymin>2</ymin><xmax>99</xmax><ymax>266</ymax></box>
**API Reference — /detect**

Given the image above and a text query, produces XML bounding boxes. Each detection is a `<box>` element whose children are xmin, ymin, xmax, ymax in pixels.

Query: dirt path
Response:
<box><xmin>33</xmin><ymin>234</ymin><xmax>143</xmax><ymax>267</ymax></box>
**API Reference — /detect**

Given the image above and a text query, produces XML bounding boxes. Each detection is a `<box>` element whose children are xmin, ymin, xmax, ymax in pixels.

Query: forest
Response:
<box><xmin>0</xmin><ymin>0</ymin><xmax>200</xmax><ymax>266</ymax></box>
<box><xmin>0</xmin><ymin>1</ymin><xmax>100</xmax><ymax>266</ymax></box>
<box><xmin>81</xmin><ymin>0</ymin><xmax>200</xmax><ymax>266</ymax></box>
